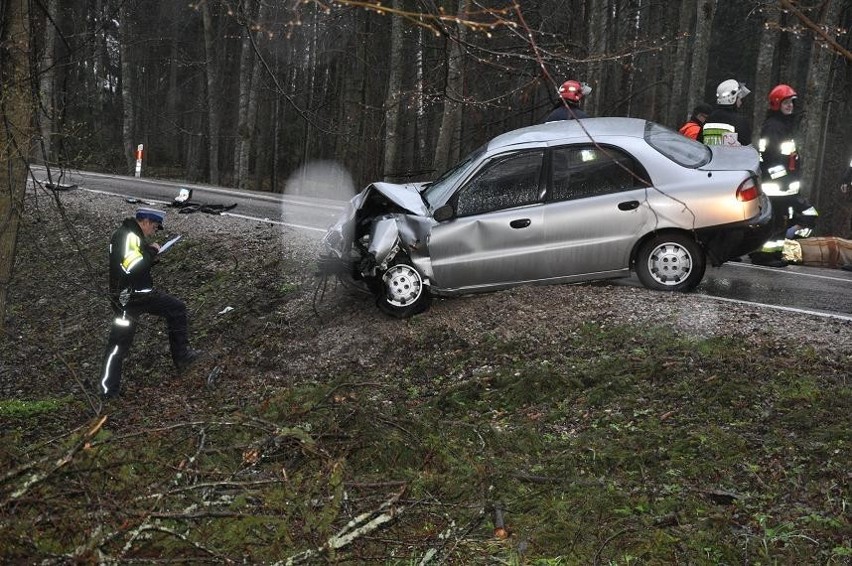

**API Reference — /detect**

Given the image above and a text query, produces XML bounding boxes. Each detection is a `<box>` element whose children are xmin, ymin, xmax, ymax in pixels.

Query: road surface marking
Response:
<box><xmin>703</xmin><ymin>294</ymin><xmax>852</xmax><ymax>321</ymax></box>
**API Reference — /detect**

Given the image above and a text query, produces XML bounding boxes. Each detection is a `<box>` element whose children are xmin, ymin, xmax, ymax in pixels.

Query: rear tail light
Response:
<box><xmin>736</xmin><ymin>177</ymin><xmax>760</xmax><ymax>202</ymax></box>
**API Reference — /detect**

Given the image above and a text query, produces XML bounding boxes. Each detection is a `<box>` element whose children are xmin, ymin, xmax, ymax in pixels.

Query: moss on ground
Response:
<box><xmin>2</xmin><ymin>322</ymin><xmax>848</xmax><ymax>564</ymax></box>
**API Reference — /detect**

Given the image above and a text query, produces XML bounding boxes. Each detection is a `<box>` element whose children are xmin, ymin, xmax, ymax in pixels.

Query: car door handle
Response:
<box><xmin>618</xmin><ymin>200</ymin><xmax>640</xmax><ymax>211</ymax></box>
<box><xmin>510</xmin><ymin>219</ymin><xmax>531</xmax><ymax>229</ymax></box>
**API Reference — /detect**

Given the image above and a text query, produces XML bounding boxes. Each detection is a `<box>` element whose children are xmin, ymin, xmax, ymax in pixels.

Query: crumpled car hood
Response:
<box><xmin>321</xmin><ymin>181</ymin><xmax>429</xmax><ymax>257</ymax></box>
<box><xmin>369</xmin><ymin>181</ymin><xmax>430</xmax><ymax>216</ymax></box>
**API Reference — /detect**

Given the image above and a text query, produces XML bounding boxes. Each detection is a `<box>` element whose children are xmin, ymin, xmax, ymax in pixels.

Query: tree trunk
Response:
<box><xmin>751</xmin><ymin>6</ymin><xmax>781</xmax><ymax>144</ymax></box>
<box><xmin>38</xmin><ymin>0</ymin><xmax>58</xmax><ymax>164</ymax></box>
<box><xmin>166</xmin><ymin>6</ymin><xmax>181</xmax><ymax>163</ymax></box>
<box><xmin>433</xmin><ymin>0</ymin><xmax>469</xmax><ymax>176</ymax></box>
<box><xmin>91</xmin><ymin>0</ymin><xmax>105</xmax><ymax>133</ymax></box>
<box><xmin>586</xmin><ymin>0</ymin><xmax>607</xmax><ymax>116</ymax></box>
<box><xmin>669</xmin><ymin>0</ymin><xmax>695</xmax><ymax>126</ymax></box>
<box><xmin>686</xmin><ymin>0</ymin><xmax>716</xmax><ymax>115</ymax></box>
<box><xmin>201</xmin><ymin>1</ymin><xmax>221</xmax><ymax>185</ymax></box>
<box><xmin>414</xmin><ymin>25</ymin><xmax>428</xmax><ymax>175</ymax></box>
<box><xmin>340</xmin><ymin>8</ymin><xmax>367</xmax><ymax>186</ymax></box>
<box><xmin>382</xmin><ymin>0</ymin><xmax>404</xmax><ymax>182</ymax></box>
<box><xmin>798</xmin><ymin>0</ymin><xmax>842</xmax><ymax>204</ymax></box>
<box><xmin>0</xmin><ymin>0</ymin><xmax>33</xmax><ymax>331</ymax></box>
<box><xmin>185</xmin><ymin>73</ymin><xmax>205</xmax><ymax>182</ymax></box>
<box><xmin>234</xmin><ymin>0</ymin><xmax>256</xmax><ymax>188</ymax></box>
<box><xmin>119</xmin><ymin>2</ymin><xmax>135</xmax><ymax>174</ymax></box>
<box><xmin>235</xmin><ymin>0</ymin><xmax>268</xmax><ymax>190</ymax></box>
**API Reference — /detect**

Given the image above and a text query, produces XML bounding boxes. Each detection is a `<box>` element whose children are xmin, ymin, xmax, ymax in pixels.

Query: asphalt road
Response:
<box><xmin>617</xmin><ymin>262</ymin><xmax>852</xmax><ymax>319</ymax></box>
<box><xmin>31</xmin><ymin>166</ymin><xmax>852</xmax><ymax>320</ymax></box>
<box><xmin>32</xmin><ymin>166</ymin><xmax>345</xmax><ymax>235</ymax></box>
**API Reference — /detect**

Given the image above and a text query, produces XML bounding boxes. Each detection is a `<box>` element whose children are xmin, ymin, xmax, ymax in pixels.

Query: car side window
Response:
<box><xmin>455</xmin><ymin>151</ymin><xmax>543</xmax><ymax>217</ymax></box>
<box><xmin>550</xmin><ymin>145</ymin><xmax>645</xmax><ymax>202</ymax></box>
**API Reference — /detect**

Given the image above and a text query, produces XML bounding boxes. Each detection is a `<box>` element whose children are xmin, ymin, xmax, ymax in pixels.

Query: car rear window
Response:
<box><xmin>644</xmin><ymin>121</ymin><xmax>711</xmax><ymax>168</ymax></box>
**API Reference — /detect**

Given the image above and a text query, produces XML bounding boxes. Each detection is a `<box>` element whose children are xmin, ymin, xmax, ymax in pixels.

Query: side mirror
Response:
<box><xmin>432</xmin><ymin>205</ymin><xmax>454</xmax><ymax>222</ymax></box>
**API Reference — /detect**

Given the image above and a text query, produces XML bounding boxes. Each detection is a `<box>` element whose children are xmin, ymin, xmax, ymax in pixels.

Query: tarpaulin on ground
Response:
<box><xmin>783</xmin><ymin>237</ymin><xmax>852</xmax><ymax>268</ymax></box>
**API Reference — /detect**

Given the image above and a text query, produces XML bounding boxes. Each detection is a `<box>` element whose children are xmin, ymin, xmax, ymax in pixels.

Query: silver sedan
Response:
<box><xmin>320</xmin><ymin>117</ymin><xmax>773</xmax><ymax>317</ymax></box>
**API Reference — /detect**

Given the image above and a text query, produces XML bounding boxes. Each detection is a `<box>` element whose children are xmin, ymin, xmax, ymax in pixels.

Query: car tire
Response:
<box><xmin>635</xmin><ymin>233</ymin><xmax>706</xmax><ymax>292</ymax></box>
<box><xmin>376</xmin><ymin>258</ymin><xmax>431</xmax><ymax>318</ymax></box>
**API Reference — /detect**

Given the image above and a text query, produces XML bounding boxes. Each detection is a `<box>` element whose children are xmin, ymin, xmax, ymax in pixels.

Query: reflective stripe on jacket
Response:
<box><xmin>108</xmin><ymin>217</ymin><xmax>157</xmax><ymax>296</ymax></box>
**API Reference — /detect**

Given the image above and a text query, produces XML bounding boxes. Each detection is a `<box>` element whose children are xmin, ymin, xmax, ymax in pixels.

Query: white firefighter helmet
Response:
<box><xmin>716</xmin><ymin>79</ymin><xmax>751</xmax><ymax>105</ymax></box>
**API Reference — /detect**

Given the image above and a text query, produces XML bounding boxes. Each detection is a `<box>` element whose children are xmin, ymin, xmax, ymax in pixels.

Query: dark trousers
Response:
<box><xmin>99</xmin><ymin>291</ymin><xmax>190</xmax><ymax>397</ymax></box>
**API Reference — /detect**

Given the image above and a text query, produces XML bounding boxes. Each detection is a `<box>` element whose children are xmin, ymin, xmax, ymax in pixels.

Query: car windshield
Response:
<box><xmin>644</xmin><ymin>121</ymin><xmax>711</xmax><ymax>168</ymax></box>
<box><xmin>421</xmin><ymin>145</ymin><xmax>486</xmax><ymax>209</ymax></box>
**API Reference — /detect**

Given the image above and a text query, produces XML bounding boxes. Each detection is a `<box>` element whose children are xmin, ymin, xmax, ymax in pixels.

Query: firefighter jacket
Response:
<box><xmin>759</xmin><ymin>111</ymin><xmax>800</xmax><ymax>196</ymax></box>
<box><xmin>108</xmin><ymin>218</ymin><xmax>158</xmax><ymax>299</ymax></box>
<box><xmin>700</xmin><ymin>106</ymin><xmax>752</xmax><ymax>146</ymax></box>
<box><xmin>544</xmin><ymin>103</ymin><xmax>589</xmax><ymax>122</ymax></box>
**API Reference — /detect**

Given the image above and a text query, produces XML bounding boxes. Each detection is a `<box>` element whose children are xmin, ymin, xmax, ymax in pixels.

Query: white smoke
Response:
<box><xmin>283</xmin><ymin>160</ymin><xmax>355</xmax><ymax>202</ymax></box>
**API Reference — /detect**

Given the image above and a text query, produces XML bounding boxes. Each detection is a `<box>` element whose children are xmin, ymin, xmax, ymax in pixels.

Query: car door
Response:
<box><xmin>428</xmin><ymin>150</ymin><xmax>547</xmax><ymax>292</ymax></box>
<box><xmin>542</xmin><ymin>144</ymin><xmax>654</xmax><ymax>278</ymax></box>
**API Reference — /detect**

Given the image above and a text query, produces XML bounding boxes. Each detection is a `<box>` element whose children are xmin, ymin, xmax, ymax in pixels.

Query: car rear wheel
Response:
<box><xmin>636</xmin><ymin>234</ymin><xmax>706</xmax><ymax>292</ymax></box>
<box><xmin>376</xmin><ymin>259</ymin><xmax>431</xmax><ymax>318</ymax></box>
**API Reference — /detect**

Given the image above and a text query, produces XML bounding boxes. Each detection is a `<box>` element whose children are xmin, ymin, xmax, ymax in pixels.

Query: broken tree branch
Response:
<box><xmin>276</xmin><ymin>486</ymin><xmax>407</xmax><ymax>565</ymax></box>
<box><xmin>3</xmin><ymin>416</ymin><xmax>106</xmax><ymax>504</ymax></box>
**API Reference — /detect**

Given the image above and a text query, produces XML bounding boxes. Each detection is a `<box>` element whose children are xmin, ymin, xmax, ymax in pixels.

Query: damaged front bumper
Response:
<box><xmin>319</xmin><ymin>182</ymin><xmax>435</xmax><ymax>289</ymax></box>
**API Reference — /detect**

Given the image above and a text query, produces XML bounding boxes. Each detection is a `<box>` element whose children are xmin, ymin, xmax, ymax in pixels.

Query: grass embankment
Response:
<box><xmin>2</xmin><ymin>190</ymin><xmax>848</xmax><ymax>563</ymax></box>
<box><xmin>2</xmin><ymin>320</ymin><xmax>849</xmax><ymax>564</ymax></box>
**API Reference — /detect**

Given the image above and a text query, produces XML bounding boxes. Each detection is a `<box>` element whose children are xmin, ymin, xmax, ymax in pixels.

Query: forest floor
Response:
<box><xmin>1</xmin><ymin>187</ymin><xmax>850</xmax><ymax>564</ymax></box>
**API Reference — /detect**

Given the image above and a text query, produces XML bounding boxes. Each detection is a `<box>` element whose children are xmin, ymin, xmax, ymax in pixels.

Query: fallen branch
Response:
<box><xmin>117</xmin><ymin>524</ymin><xmax>232</xmax><ymax>563</ymax></box>
<box><xmin>3</xmin><ymin>416</ymin><xmax>106</xmax><ymax>504</ymax></box>
<box><xmin>277</xmin><ymin>486</ymin><xmax>407</xmax><ymax>565</ymax></box>
<box><xmin>593</xmin><ymin>526</ymin><xmax>636</xmax><ymax>566</ymax></box>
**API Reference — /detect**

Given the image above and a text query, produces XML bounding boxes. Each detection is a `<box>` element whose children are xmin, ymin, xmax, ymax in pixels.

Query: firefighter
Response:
<box><xmin>700</xmin><ymin>79</ymin><xmax>753</xmax><ymax>146</ymax></box>
<box><xmin>750</xmin><ymin>84</ymin><xmax>818</xmax><ymax>267</ymax></box>
<box><xmin>544</xmin><ymin>80</ymin><xmax>592</xmax><ymax>122</ymax></box>
<box><xmin>99</xmin><ymin>208</ymin><xmax>200</xmax><ymax>399</ymax></box>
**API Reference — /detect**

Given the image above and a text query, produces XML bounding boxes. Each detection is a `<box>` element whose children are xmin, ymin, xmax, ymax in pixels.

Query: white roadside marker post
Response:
<box><xmin>134</xmin><ymin>144</ymin><xmax>144</xmax><ymax>177</ymax></box>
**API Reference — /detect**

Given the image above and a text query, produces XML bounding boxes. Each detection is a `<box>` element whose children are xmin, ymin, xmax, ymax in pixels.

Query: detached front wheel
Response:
<box><xmin>636</xmin><ymin>234</ymin><xmax>706</xmax><ymax>292</ymax></box>
<box><xmin>376</xmin><ymin>259</ymin><xmax>431</xmax><ymax>318</ymax></box>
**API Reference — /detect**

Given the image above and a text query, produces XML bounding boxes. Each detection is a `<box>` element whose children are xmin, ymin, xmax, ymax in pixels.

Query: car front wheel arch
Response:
<box><xmin>634</xmin><ymin>232</ymin><xmax>706</xmax><ymax>292</ymax></box>
<box><xmin>376</xmin><ymin>257</ymin><xmax>432</xmax><ymax>318</ymax></box>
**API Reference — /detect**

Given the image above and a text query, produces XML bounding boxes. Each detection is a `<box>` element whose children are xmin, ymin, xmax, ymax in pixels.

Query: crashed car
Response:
<box><xmin>319</xmin><ymin>117</ymin><xmax>772</xmax><ymax>318</ymax></box>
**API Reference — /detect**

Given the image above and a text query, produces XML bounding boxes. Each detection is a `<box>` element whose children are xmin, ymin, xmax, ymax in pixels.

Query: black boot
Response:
<box><xmin>175</xmin><ymin>349</ymin><xmax>202</xmax><ymax>373</ymax></box>
<box><xmin>749</xmin><ymin>251</ymin><xmax>787</xmax><ymax>268</ymax></box>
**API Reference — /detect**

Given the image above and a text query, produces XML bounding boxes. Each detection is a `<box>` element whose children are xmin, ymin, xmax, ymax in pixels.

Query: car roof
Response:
<box><xmin>487</xmin><ymin>117</ymin><xmax>649</xmax><ymax>151</ymax></box>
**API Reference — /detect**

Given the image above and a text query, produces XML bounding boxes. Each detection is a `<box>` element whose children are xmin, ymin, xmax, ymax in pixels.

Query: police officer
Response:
<box><xmin>700</xmin><ymin>79</ymin><xmax>753</xmax><ymax>146</ymax></box>
<box><xmin>544</xmin><ymin>80</ymin><xmax>592</xmax><ymax>122</ymax></box>
<box><xmin>99</xmin><ymin>208</ymin><xmax>199</xmax><ymax>399</ymax></box>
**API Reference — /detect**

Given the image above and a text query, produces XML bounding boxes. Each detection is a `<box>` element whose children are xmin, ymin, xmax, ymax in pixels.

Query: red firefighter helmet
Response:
<box><xmin>768</xmin><ymin>84</ymin><xmax>797</xmax><ymax>111</ymax></box>
<box><xmin>558</xmin><ymin>80</ymin><xmax>590</xmax><ymax>103</ymax></box>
